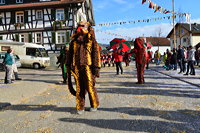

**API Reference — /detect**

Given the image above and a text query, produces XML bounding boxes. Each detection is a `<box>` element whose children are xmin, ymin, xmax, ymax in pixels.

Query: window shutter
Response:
<box><xmin>0</xmin><ymin>18</ymin><xmax>2</xmax><ymax>25</ymax></box>
<box><xmin>28</xmin><ymin>33</ymin><xmax>32</xmax><ymax>43</ymax></box>
<box><xmin>24</xmin><ymin>11</ymin><xmax>28</xmax><ymax>23</ymax></box>
<box><xmin>10</xmin><ymin>11</ymin><xmax>15</xmax><ymax>24</ymax></box>
<box><xmin>66</xmin><ymin>31</ymin><xmax>70</xmax><ymax>43</ymax></box>
<box><xmin>51</xmin><ymin>9</ymin><xmax>55</xmax><ymax>21</ymax></box>
<box><xmin>64</xmin><ymin>8</ymin><xmax>69</xmax><ymax>20</ymax></box>
<box><xmin>15</xmin><ymin>34</ymin><xmax>19</xmax><ymax>42</ymax></box>
<box><xmin>52</xmin><ymin>32</ymin><xmax>55</xmax><ymax>44</ymax></box>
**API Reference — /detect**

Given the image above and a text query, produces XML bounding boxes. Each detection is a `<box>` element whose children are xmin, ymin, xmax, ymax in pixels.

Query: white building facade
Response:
<box><xmin>0</xmin><ymin>0</ymin><xmax>95</xmax><ymax>52</ymax></box>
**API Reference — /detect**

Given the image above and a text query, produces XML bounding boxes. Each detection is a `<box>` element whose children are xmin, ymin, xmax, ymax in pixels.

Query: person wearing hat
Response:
<box><xmin>67</xmin><ymin>21</ymin><xmax>101</xmax><ymax>114</ymax></box>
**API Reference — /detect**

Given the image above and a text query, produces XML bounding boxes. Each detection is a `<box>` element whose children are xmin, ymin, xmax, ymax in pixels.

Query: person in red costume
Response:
<box><xmin>113</xmin><ymin>44</ymin><xmax>124</xmax><ymax>75</ymax></box>
<box><xmin>133</xmin><ymin>38</ymin><xmax>147</xmax><ymax>84</ymax></box>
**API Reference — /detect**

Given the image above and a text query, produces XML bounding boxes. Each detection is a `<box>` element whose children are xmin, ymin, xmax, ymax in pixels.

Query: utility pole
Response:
<box><xmin>172</xmin><ymin>0</ymin><xmax>176</xmax><ymax>49</ymax></box>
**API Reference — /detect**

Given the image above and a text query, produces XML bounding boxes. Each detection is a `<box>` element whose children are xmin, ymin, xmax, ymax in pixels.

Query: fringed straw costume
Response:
<box><xmin>67</xmin><ymin>21</ymin><xmax>101</xmax><ymax>111</ymax></box>
<box><xmin>133</xmin><ymin>38</ymin><xmax>147</xmax><ymax>84</ymax></box>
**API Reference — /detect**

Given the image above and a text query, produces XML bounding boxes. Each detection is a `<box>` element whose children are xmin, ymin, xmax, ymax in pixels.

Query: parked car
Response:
<box><xmin>0</xmin><ymin>40</ymin><xmax>50</xmax><ymax>69</ymax></box>
<box><xmin>0</xmin><ymin>52</ymin><xmax>21</xmax><ymax>71</ymax></box>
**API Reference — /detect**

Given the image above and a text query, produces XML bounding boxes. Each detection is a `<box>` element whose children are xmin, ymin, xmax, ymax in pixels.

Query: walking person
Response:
<box><xmin>3</xmin><ymin>48</ymin><xmax>14</xmax><ymax>84</ymax></box>
<box><xmin>113</xmin><ymin>44</ymin><xmax>124</xmax><ymax>75</ymax></box>
<box><xmin>10</xmin><ymin>49</ymin><xmax>22</xmax><ymax>81</ymax></box>
<box><xmin>67</xmin><ymin>21</ymin><xmax>101</xmax><ymax>114</ymax></box>
<box><xmin>184</xmin><ymin>46</ymin><xmax>196</xmax><ymax>75</ymax></box>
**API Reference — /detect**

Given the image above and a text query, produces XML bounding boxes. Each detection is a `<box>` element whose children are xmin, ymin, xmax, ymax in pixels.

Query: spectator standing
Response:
<box><xmin>146</xmin><ymin>47</ymin><xmax>153</xmax><ymax>69</ymax></box>
<box><xmin>177</xmin><ymin>45</ymin><xmax>185</xmax><ymax>73</ymax></box>
<box><xmin>163</xmin><ymin>52</ymin><xmax>167</xmax><ymax>69</ymax></box>
<box><xmin>154</xmin><ymin>50</ymin><xmax>161</xmax><ymax>65</ymax></box>
<box><xmin>166</xmin><ymin>49</ymin><xmax>172</xmax><ymax>70</ymax></box>
<box><xmin>10</xmin><ymin>49</ymin><xmax>22</xmax><ymax>81</ymax></box>
<box><xmin>194</xmin><ymin>47</ymin><xmax>199</xmax><ymax>66</ymax></box>
<box><xmin>3</xmin><ymin>48</ymin><xmax>14</xmax><ymax>84</ymax></box>
<box><xmin>184</xmin><ymin>46</ymin><xmax>196</xmax><ymax>75</ymax></box>
<box><xmin>170</xmin><ymin>48</ymin><xmax>177</xmax><ymax>70</ymax></box>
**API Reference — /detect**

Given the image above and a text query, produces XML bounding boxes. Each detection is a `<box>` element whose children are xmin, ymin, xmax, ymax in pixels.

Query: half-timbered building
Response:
<box><xmin>0</xmin><ymin>0</ymin><xmax>95</xmax><ymax>52</ymax></box>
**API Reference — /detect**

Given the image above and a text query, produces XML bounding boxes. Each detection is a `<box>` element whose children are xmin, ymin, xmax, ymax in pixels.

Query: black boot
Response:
<box><xmin>5</xmin><ymin>80</ymin><xmax>12</xmax><ymax>84</ymax></box>
<box><xmin>14</xmin><ymin>72</ymin><xmax>22</xmax><ymax>80</ymax></box>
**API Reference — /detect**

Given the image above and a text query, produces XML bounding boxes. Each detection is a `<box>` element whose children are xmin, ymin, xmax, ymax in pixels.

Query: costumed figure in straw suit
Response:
<box><xmin>133</xmin><ymin>38</ymin><xmax>147</xmax><ymax>84</ymax></box>
<box><xmin>67</xmin><ymin>21</ymin><xmax>101</xmax><ymax>114</ymax></box>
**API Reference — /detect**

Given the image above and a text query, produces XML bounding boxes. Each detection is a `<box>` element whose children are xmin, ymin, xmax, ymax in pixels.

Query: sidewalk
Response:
<box><xmin>150</xmin><ymin>64</ymin><xmax>200</xmax><ymax>88</ymax></box>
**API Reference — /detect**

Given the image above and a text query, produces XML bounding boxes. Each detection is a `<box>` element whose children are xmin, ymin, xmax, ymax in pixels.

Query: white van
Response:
<box><xmin>0</xmin><ymin>40</ymin><xmax>50</xmax><ymax>69</ymax></box>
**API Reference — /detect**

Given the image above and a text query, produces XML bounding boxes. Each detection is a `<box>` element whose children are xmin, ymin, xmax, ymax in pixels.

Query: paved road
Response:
<box><xmin>0</xmin><ymin>63</ymin><xmax>200</xmax><ymax>133</ymax></box>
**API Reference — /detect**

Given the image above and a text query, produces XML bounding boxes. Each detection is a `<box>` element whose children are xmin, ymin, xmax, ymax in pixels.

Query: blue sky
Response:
<box><xmin>93</xmin><ymin>0</ymin><xmax>200</xmax><ymax>44</ymax></box>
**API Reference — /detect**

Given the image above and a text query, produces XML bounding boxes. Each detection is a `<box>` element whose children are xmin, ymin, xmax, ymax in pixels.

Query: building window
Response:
<box><xmin>20</xmin><ymin>34</ymin><xmax>25</xmax><ymax>42</ymax></box>
<box><xmin>57</xmin><ymin>32</ymin><xmax>66</xmax><ymax>44</ymax></box>
<box><xmin>16</xmin><ymin>12</ymin><xmax>24</xmax><ymax>23</ymax></box>
<box><xmin>0</xmin><ymin>36</ymin><xmax>3</xmax><ymax>40</ymax></box>
<box><xmin>36</xmin><ymin>10</ymin><xmax>43</xmax><ymax>20</ymax></box>
<box><xmin>181</xmin><ymin>29</ymin><xmax>185</xmax><ymax>34</ymax></box>
<box><xmin>56</xmin><ymin>9</ymin><xmax>64</xmax><ymax>20</ymax></box>
<box><xmin>183</xmin><ymin>38</ymin><xmax>187</xmax><ymax>43</ymax></box>
<box><xmin>1</xmin><ymin>46</ymin><xmax>10</xmax><ymax>51</ymax></box>
<box><xmin>16</xmin><ymin>0</ymin><xmax>23</xmax><ymax>3</ymax></box>
<box><xmin>0</xmin><ymin>0</ymin><xmax>5</xmax><ymax>4</ymax></box>
<box><xmin>35</xmin><ymin>33</ymin><xmax>42</xmax><ymax>43</ymax></box>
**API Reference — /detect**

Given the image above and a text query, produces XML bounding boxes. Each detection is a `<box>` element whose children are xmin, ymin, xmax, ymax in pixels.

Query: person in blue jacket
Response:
<box><xmin>3</xmin><ymin>48</ymin><xmax>14</xmax><ymax>84</ymax></box>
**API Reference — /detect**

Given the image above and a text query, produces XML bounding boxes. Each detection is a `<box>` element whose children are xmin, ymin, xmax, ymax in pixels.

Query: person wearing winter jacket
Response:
<box><xmin>184</xmin><ymin>46</ymin><xmax>196</xmax><ymax>75</ymax></box>
<box><xmin>113</xmin><ymin>44</ymin><xmax>124</xmax><ymax>75</ymax></box>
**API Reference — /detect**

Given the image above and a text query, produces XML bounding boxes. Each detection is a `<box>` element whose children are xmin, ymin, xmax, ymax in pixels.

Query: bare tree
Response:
<box><xmin>152</xmin><ymin>27</ymin><xmax>163</xmax><ymax>50</ymax></box>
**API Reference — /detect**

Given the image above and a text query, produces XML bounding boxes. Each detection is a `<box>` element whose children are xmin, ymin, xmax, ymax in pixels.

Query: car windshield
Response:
<box><xmin>38</xmin><ymin>48</ymin><xmax>49</xmax><ymax>57</ymax></box>
<box><xmin>14</xmin><ymin>55</ymin><xmax>20</xmax><ymax>60</ymax></box>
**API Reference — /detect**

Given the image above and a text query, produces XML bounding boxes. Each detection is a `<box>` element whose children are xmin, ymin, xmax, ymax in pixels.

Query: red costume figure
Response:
<box><xmin>123</xmin><ymin>52</ymin><xmax>131</xmax><ymax>66</ymax></box>
<box><xmin>111</xmin><ymin>53</ymin><xmax>115</xmax><ymax>67</ymax></box>
<box><xmin>133</xmin><ymin>38</ymin><xmax>147</xmax><ymax>84</ymax></box>
<box><xmin>107</xmin><ymin>53</ymin><xmax>112</xmax><ymax>67</ymax></box>
<box><xmin>102</xmin><ymin>54</ymin><xmax>107</xmax><ymax>67</ymax></box>
<box><xmin>67</xmin><ymin>21</ymin><xmax>101</xmax><ymax>114</ymax></box>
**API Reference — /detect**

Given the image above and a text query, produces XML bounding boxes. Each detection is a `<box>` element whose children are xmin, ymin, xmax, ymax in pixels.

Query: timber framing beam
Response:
<box><xmin>0</xmin><ymin>27</ymin><xmax>73</xmax><ymax>35</ymax></box>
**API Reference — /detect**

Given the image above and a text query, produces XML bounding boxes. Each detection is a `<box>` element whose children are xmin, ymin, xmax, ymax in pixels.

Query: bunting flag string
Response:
<box><xmin>97</xmin><ymin>15</ymin><xmax>174</xmax><ymax>27</ymax></box>
<box><xmin>142</xmin><ymin>0</ymin><xmax>190</xmax><ymax>18</ymax></box>
<box><xmin>96</xmin><ymin>29</ymin><xmax>133</xmax><ymax>40</ymax></box>
<box><xmin>142</xmin><ymin>0</ymin><xmax>171</xmax><ymax>14</ymax></box>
